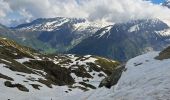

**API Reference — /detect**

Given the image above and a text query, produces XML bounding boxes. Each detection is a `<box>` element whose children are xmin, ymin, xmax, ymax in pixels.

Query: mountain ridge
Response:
<box><xmin>69</xmin><ymin>19</ymin><xmax>170</xmax><ymax>61</ymax></box>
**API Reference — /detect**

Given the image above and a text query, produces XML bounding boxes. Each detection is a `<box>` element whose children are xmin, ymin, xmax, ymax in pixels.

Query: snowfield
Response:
<box><xmin>1</xmin><ymin>50</ymin><xmax>170</xmax><ymax>100</ymax></box>
<box><xmin>88</xmin><ymin>52</ymin><xmax>170</xmax><ymax>100</ymax></box>
<box><xmin>0</xmin><ymin>54</ymin><xmax>114</xmax><ymax>100</ymax></box>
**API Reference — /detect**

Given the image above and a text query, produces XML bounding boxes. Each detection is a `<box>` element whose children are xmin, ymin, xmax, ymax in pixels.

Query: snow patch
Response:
<box><xmin>97</xmin><ymin>25</ymin><xmax>113</xmax><ymax>38</ymax></box>
<box><xmin>128</xmin><ymin>24</ymin><xmax>140</xmax><ymax>32</ymax></box>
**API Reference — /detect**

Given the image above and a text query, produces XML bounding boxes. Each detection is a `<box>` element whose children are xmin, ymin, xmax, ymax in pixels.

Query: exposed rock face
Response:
<box><xmin>99</xmin><ymin>64</ymin><xmax>125</xmax><ymax>88</ymax></box>
<box><xmin>155</xmin><ymin>46</ymin><xmax>170</xmax><ymax>60</ymax></box>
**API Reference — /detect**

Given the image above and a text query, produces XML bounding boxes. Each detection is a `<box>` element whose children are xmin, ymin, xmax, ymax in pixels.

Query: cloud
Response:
<box><xmin>81</xmin><ymin>0</ymin><xmax>170</xmax><ymax>23</ymax></box>
<box><xmin>1</xmin><ymin>0</ymin><xmax>170</xmax><ymax>26</ymax></box>
<box><xmin>0</xmin><ymin>0</ymin><xmax>10</xmax><ymax>17</ymax></box>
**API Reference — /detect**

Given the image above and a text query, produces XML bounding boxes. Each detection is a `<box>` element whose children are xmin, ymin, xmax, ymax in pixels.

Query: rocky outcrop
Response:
<box><xmin>99</xmin><ymin>64</ymin><xmax>125</xmax><ymax>88</ymax></box>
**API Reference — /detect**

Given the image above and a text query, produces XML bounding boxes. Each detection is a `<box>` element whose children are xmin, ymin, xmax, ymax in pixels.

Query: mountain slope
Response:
<box><xmin>2</xmin><ymin>18</ymin><xmax>170</xmax><ymax>62</ymax></box>
<box><xmin>84</xmin><ymin>46</ymin><xmax>170</xmax><ymax>100</ymax></box>
<box><xmin>11</xmin><ymin>17</ymin><xmax>104</xmax><ymax>53</ymax></box>
<box><xmin>0</xmin><ymin>37</ymin><xmax>120</xmax><ymax>100</ymax></box>
<box><xmin>69</xmin><ymin>19</ymin><xmax>170</xmax><ymax>62</ymax></box>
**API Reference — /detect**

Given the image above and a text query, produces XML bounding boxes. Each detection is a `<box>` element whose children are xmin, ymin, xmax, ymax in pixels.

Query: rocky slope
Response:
<box><xmin>0</xmin><ymin>37</ymin><xmax>120</xmax><ymax>100</ymax></box>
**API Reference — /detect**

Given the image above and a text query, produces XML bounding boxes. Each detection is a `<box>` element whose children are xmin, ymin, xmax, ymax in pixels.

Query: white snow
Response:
<box><xmin>0</xmin><ymin>54</ymin><xmax>116</xmax><ymax>100</ymax></box>
<box><xmin>2</xmin><ymin>51</ymin><xmax>170</xmax><ymax>100</ymax></box>
<box><xmin>18</xmin><ymin>18</ymin><xmax>70</xmax><ymax>32</ymax></box>
<box><xmin>128</xmin><ymin>24</ymin><xmax>140</xmax><ymax>32</ymax></box>
<box><xmin>15</xmin><ymin>58</ymin><xmax>30</xmax><ymax>63</ymax></box>
<box><xmin>161</xmin><ymin>18</ymin><xmax>170</xmax><ymax>27</ymax></box>
<box><xmin>2</xmin><ymin>38</ymin><xmax>7</xmax><ymax>40</ymax></box>
<box><xmin>86</xmin><ymin>51</ymin><xmax>170</xmax><ymax>100</ymax></box>
<box><xmin>1</xmin><ymin>59</ymin><xmax>12</xmax><ymax>63</ymax></box>
<box><xmin>73</xmin><ymin>20</ymin><xmax>112</xmax><ymax>33</ymax></box>
<box><xmin>56</xmin><ymin>54</ymin><xmax>106</xmax><ymax>89</ymax></box>
<box><xmin>0</xmin><ymin>62</ymin><xmax>105</xmax><ymax>100</ymax></box>
<box><xmin>97</xmin><ymin>25</ymin><xmax>113</xmax><ymax>38</ymax></box>
<box><xmin>156</xmin><ymin>29</ymin><xmax>170</xmax><ymax>37</ymax></box>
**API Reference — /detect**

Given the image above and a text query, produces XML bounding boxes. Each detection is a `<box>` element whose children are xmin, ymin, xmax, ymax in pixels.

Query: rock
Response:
<box><xmin>99</xmin><ymin>64</ymin><xmax>125</xmax><ymax>88</ymax></box>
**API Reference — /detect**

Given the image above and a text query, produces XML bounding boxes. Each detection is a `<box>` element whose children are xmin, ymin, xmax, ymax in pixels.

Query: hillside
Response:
<box><xmin>0</xmin><ymin>37</ymin><xmax>120</xmax><ymax>100</ymax></box>
<box><xmin>85</xmin><ymin>47</ymin><xmax>170</xmax><ymax>99</ymax></box>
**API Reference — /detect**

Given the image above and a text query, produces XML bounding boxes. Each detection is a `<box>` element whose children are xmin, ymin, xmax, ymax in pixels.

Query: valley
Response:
<box><xmin>1</xmin><ymin>0</ymin><xmax>170</xmax><ymax>99</ymax></box>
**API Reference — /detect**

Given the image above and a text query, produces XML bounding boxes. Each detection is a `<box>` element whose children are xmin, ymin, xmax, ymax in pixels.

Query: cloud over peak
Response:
<box><xmin>0</xmin><ymin>0</ymin><xmax>170</xmax><ymax>26</ymax></box>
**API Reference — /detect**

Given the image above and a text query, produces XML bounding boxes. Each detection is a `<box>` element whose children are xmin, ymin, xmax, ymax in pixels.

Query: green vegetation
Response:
<box><xmin>95</xmin><ymin>56</ymin><xmax>120</xmax><ymax>75</ymax></box>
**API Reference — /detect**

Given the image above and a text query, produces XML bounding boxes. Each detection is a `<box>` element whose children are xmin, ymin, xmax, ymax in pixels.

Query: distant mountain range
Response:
<box><xmin>0</xmin><ymin>17</ymin><xmax>170</xmax><ymax>62</ymax></box>
<box><xmin>1</xmin><ymin>1</ymin><xmax>170</xmax><ymax>62</ymax></box>
<box><xmin>69</xmin><ymin>19</ymin><xmax>170</xmax><ymax>61</ymax></box>
<box><xmin>11</xmin><ymin>17</ymin><xmax>104</xmax><ymax>53</ymax></box>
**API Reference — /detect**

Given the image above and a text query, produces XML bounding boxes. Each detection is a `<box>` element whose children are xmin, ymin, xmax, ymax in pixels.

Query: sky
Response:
<box><xmin>151</xmin><ymin>0</ymin><xmax>166</xmax><ymax>4</ymax></box>
<box><xmin>0</xmin><ymin>0</ymin><xmax>170</xmax><ymax>27</ymax></box>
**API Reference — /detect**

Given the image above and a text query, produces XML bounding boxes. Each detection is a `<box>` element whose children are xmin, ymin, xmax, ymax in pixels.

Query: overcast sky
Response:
<box><xmin>0</xmin><ymin>0</ymin><xmax>170</xmax><ymax>26</ymax></box>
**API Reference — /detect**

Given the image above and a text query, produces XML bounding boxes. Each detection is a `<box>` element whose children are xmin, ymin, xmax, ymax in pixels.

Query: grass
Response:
<box><xmin>94</xmin><ymin>56</ymin><xmax>120</xmax><ymax>75</ymax></box>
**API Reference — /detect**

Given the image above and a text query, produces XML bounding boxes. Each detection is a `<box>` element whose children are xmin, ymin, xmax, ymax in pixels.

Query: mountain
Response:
<box><xmin>11</xmin><ymin>17</ymin><xmax>107</xmax><ymax>53</ymax></box>
<box><xmin>1</xmin><ymin>18</ymin><xmax>170</xmax><ymax>62</ymax></box>
<box><xmin>69</xmin><ymin>19</ymin><xmax>170</xmax><ymax>62</ymax></box>
<box><xmin>163</xmin><ymin>0</ymin><xmax>170</xmax><ymax>8</ymax></box>
<box><xmin>0</xmin><ymin>37</ymin><xmax>120</xmax><ymax>100</ymax></box>
<box><xmin>0</xmin><ymin>24</ymin><xmax>17</xmax><ymax>39</ymax></box>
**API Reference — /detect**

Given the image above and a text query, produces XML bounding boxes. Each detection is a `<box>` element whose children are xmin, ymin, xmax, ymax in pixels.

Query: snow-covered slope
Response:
<box><xmin>0</xmin><ymin>37</ymin><xmax>120</xmax><ymax>100</ymax></box>
<box><xmin>155</xmin><ymin>28</ymin><xmax>170</xmax><ymax>38</ymax></box>
<box><xmin>86</xmin><ymin>50</ymin><xmax>170</xmax><ymax>100</ymax></box>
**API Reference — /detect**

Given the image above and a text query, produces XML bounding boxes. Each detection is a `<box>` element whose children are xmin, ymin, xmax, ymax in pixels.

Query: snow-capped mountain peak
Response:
<box><xmin>14</xmin><ymin>17</ymin><xmax>86</xmax><ymax>32</ymax></box>
<box><xmin>14</xmin><ymin>17</ymin><xmax>113</xmax><ymax>32</ymax></box>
